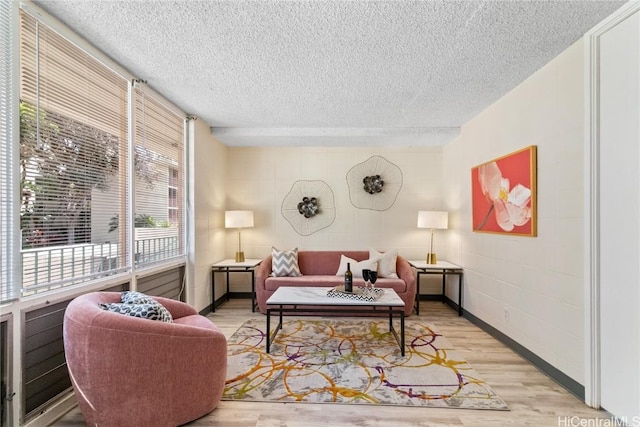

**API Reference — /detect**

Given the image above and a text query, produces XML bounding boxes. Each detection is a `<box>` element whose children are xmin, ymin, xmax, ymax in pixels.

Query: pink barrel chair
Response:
<box><xmin>63</xmin><ymin>292</ymin><xmax>227</xmax><ymax>427</ymax></box>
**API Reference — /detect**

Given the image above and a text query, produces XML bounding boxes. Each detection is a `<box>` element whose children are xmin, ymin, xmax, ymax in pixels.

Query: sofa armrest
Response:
<box><xmin>396</xmin><ymin>256</ymin><xmax>416</xmax><ymax>296</ymax></box>
<box><xmin>255</xmin><ymin>255</ymin><xmax>273</xmax><ymax>291</ymax></box>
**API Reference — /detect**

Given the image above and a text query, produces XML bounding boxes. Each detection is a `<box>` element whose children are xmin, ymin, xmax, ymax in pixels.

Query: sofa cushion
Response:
<box><xmin>294</xmin><ymin>251</ymin><xmax>368</xmax><ymax>275</ymax></box>
<box><xmin>335</xmin><ymin>254</ymin><xmax>378</xmax><ymax>278</ymax></box>
<box><xmin>370</xmin><ymin>248</ymin><xmax>399</xmax><ymax>278</ymax></box>
<box><xmin>271</xmin><ymin>247</ymin><xmax>302</xmax><ymax>277</ymax></box>
<box><xmin>99</xmin><ymin>302</ymin><xmax>173</xmax><ymax>322</ymax></box>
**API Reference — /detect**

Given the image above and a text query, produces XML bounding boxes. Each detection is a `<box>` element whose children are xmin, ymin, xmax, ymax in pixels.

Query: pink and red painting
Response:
<box><xmin>471</xmin><ymin>146</ymin><xmax>537</xmax><ymax>236</ymax></box>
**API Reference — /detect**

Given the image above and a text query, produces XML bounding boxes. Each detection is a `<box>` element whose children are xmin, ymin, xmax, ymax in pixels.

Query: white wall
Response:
<box><xmin>443</xmin><ymin>40</ymin><xmax>587</xmax><ymax>383</ymax></box>
<box><xmin>225</xmin><ymin>146</ymin><xmax>446</xmax><ymax>293</ymax></box>
<box><xmin>191</xmin><ymin>120</ymin><xmax>228</xmax><ymax>311</ymax></box>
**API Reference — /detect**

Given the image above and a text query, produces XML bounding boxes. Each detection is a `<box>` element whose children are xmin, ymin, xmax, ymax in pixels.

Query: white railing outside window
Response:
<box><xmin>21</xmin><ymin>234</ymin><xmax>180</xmax><ymax>295</ymax></box>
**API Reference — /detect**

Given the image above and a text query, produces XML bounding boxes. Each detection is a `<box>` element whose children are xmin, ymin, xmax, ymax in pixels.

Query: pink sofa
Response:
<box><xmin>63</xmin><ymin>292</ymin><xmax>227</xmax><ymax>427</ymax></box>
<box><xmin>255</xmin><ymin>250</ymin><xmax>416</xmax><ymax>316</ymax></box>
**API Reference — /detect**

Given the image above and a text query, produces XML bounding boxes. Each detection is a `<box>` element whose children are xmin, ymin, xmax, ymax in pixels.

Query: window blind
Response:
<box><xmin>1</xmin><ymin>1</ymin><xmax>18</xmax><ymax>302</ymax></box>
<box><xmin>19</xmin><ymin>10</ymin><xmax>130</xmax><ymax>294</ymax></box>
<box><xmin>133</xmin><ymin>88</ymin><xmax>185</xmax><ymax>266</ymax></box>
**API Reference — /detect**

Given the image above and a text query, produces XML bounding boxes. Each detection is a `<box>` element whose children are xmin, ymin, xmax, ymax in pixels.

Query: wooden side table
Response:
<box><xmin>211</xmin><ymin>259</ymin><xmax>262</xmax><ymax>312</ymax></box>
<box><xmin>409</xmin><ymin>260</ymin><xmax>464</xmax><ymax>316</ymax></box>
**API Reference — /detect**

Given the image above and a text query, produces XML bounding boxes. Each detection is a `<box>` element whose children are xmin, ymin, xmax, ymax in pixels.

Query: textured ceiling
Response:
<box><xmin>33</xmin><ymin>0</ymin><xmax>624</xmax><ymax>146</ymax></box>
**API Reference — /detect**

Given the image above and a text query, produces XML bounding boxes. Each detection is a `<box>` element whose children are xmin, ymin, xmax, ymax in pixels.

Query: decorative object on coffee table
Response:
<box><xmin>362</xmin><ymin>268</ymin><xmax>371</xmax><ymax>289</ymax></box>
<box><xmin>346</xmin><ymin>155</ymin><xmax>402</xmax><ymax>211</ymax></box>
<box><xmin>327</xmin><ymin>285</ymin><xmax>384</xmax><ymax>302</ymax></box>
<box><xmin>368</xmin><ymin>270</ymin><xmax>378</xmax><ymax>291</ymax></box>
<box><xmin>282</xmin><ymin>180</ymin><xmax>335</xmax><ymax>235</ymax></box>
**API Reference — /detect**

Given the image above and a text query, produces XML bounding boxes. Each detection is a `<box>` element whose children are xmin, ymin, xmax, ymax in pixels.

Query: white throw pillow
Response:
<box><xmin>369</xmin><ymin>248</ymin><xmax>399</xmax><ymax>278</ymax></box>
<box><xmin>271</xmin><ymin>247</ymin><xmax>302</xmax><ymax>277</ymax></box>
<box><xmin>335</xmin><ymin>254</ymin><xmax>378</xmax><ymax>278</ymax></box>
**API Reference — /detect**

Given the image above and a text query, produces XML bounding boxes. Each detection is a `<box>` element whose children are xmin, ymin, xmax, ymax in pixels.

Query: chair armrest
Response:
<box><xmin>152</xmin><ymin>295</ymin><xmax>198</xmax><ymax>319</ymax></box>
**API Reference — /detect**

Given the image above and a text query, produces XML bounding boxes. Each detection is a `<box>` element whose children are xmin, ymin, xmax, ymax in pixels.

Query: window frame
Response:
<box><xmin>6</xmin><ymin>2</ymin><xmax>189</xmax><ymax>301</ymax></box>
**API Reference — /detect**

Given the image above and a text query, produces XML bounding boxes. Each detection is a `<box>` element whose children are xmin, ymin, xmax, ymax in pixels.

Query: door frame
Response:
<box><xmin>583</xmin><ymin>0</ymin><xmax>640</xmax><ymax>410</ymax></box>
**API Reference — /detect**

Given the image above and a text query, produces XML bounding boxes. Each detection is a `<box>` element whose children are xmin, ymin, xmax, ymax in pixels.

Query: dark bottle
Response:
<box><xmin>345</xmin><ymin>262</ymin><xmax>353</xmax><ymax>292</ymax></box>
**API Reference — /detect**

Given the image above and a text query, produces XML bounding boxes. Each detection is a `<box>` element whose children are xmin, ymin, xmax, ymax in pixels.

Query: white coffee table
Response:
<box><xmin>265</xmin><ymin>286</ymin><xmax>406</xmax><ymax>356</ymax></box>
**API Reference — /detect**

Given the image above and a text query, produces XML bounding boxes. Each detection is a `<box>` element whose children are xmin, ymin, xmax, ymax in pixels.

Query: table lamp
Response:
<box><xmin>225</xmin><ymin>210</ymin><xmax>254</xmax><ymax>262</ymax></box>
<box><xmin>417</xmin><ymin>211</ymin><xmax>448</xmax><ymax>264</ymax></box>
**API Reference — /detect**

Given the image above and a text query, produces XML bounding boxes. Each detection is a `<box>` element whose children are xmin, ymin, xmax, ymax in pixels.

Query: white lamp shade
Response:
<box><xmin>225</xmin><ymin>210</ymin><xmax>254</xmax><ymax>228</ymax></box>
<box><xmin>417</xmin><ymin>211</ymin><xmax>448</xmax><ymax>229</ymax></box>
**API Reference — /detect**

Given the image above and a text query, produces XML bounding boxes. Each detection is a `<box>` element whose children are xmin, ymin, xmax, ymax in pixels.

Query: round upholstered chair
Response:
<box><xmin>63</xmin><ymin>292</ymin><xmax>227</xmax><ymax>427</ymax></box>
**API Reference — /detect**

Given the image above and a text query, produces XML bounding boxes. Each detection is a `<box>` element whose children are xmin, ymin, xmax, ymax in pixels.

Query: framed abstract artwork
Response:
<box><xmin>471</xmin><ymin>146</ymin><xmax>537</xmax><ymax>236</ymax></box>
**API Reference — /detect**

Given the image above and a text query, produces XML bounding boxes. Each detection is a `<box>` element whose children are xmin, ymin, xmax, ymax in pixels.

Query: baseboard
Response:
<box><xmin>199</xmin><ymin>293</ymin><xmax>254</xmax><ymax>315</ymax></box>
<box><xmin>199</xmin><ymin>304</ymin><xmax>213</xmax><ymax>315</ymax></box>
<box><xmin>444</xmin><ymin>296</ymin><xmax>459</xmax><ymax>313</ymax></box>
<box><xmin>462</xmin><ymin>309</ymin><xmax>585</xmax><ymax>400</ymax></box>
<box><xmin>199</xmin><ymin>296</ymin><xmax>227</xmax><ymax>315</ymax></box>
<box><xmin>417</xmin><ymin>294</ymin><xmax>444</xmax><ymax>302</ymax></box>
<box><xmin>228</xmin><ymin>292</ymin><xmax>253</xmax><ymax>299</ymax></box>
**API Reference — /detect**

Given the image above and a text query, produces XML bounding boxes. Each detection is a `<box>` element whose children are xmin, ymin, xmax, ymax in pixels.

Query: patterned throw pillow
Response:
<box><xmin>100</xmin><ymin>302</ymin><xmax>173</xmax><ymax>323</ymax></box>
<box><xmin>271</xmin><ymin>247</ymin><xmax>302</xmax><ymax>277</ymax></box>
<box><xmin>121</xmin><ymin>290</ymin><xmax>156</xmax><ymax>305</ymax></box>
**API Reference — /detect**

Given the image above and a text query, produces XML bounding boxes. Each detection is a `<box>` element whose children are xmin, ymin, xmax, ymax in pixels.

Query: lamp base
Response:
<box><xmin>235</xmin><ymin>252</ymin><xmax>245</xmax><ymax>263</ymax></box>
<box><xmin>426</xmin><ymin>253</ymin><xmax>437</xmax><ymax>264</ymax></box>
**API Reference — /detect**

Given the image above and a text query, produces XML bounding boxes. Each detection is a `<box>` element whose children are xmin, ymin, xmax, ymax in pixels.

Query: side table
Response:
<box><xmin>211</xmin><ymin>259</ymin><xmax>262</xmax><ymax>312</ymax></box>
<box><xmin>409</xmin><ymin>260</ymin><xmax>464</xmax><ymax>316</ymax></box>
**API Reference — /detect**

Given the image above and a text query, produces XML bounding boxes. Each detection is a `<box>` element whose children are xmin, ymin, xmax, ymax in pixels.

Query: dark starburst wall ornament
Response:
<box><xmin>346</xmin><ymin>155</ymin><xmax>402</xmax><ymax>211</ymax></box>
<box><xmin>363</xmin><ymin>175</ymin><xmax>384</xmax><ymax>194</ymax></box>
<box><xmin>297</xmin><ymin>197</ymin><xmax>319</xmax><ymax>218</ymax></box>
<box><xmin>282</xmin><ymin>180</ymin><xmax>335</xmax><ymax>235</ymax></box>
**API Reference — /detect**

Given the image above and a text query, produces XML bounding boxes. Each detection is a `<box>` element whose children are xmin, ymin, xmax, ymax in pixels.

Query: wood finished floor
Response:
<box><xmin>53</xmin><ymin>300</ymin><xmax>610</xmax><ymax>427</ymax></box>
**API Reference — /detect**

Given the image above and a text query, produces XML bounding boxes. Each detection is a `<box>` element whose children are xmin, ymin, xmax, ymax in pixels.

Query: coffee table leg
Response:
<box><xmin>401</xmin><ymin>313</ymin><xmax>405</xmax><ymax>357</ymax></box>
<box><xmin>267</xmin><ymin>306</ymin><xmax>285</xmax><ymax>354</ymax></box>
<box><xmin>388</xmin><ymin>309</ymin><xmax>405</xmax><ymax>357</ymax></box>
<box><xmin>266</xmin><ymin>308</ymin><xmax>271</xmax><ymax>353</ymax></box>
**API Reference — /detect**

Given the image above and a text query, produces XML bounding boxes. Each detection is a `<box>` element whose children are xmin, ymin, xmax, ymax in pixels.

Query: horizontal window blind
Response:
<box><xmin>133</xmin><ymin>88</ymin><xmax>185</xmax><ymax>267</ymax></box>
<box><xmin>19</xmin><ymin>10</ymin><xmax>130</xmax><ymax>295</ymax></box>
<box><xmin>1</xmin><ymin>0</ymin><xmax>18</xmax><ymax>302</ymax></box>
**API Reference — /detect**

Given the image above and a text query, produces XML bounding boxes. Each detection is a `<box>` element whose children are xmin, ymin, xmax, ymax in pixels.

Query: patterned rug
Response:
<box><xmin>223</xmin><ymin>318</ymin><xmax>509</xmax><ymax>410</ymax></box>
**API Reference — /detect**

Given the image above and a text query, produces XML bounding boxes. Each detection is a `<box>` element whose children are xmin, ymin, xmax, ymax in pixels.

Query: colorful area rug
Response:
<box><xmin>223</xmin><ymin>318</ymin><xmax>509</xmax><ymax>410</ymax></box>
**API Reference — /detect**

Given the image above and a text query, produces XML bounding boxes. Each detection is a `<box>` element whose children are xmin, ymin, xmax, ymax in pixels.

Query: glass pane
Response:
<box><xmin>19</xmin><ymin>11</ymin><xmax>129</xmax><ymax>295</ymax></box>
<box><xmin>134</xmin><ymin>90</ymin><xmax>184</xmax><ymax>267</ymax></box>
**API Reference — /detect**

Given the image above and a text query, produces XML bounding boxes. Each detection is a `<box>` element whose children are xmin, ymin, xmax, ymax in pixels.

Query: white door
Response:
<box><xmin>586</xmin><ymin>3</ymin><xmax>640</xmax><ymax>420</ymax></box>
